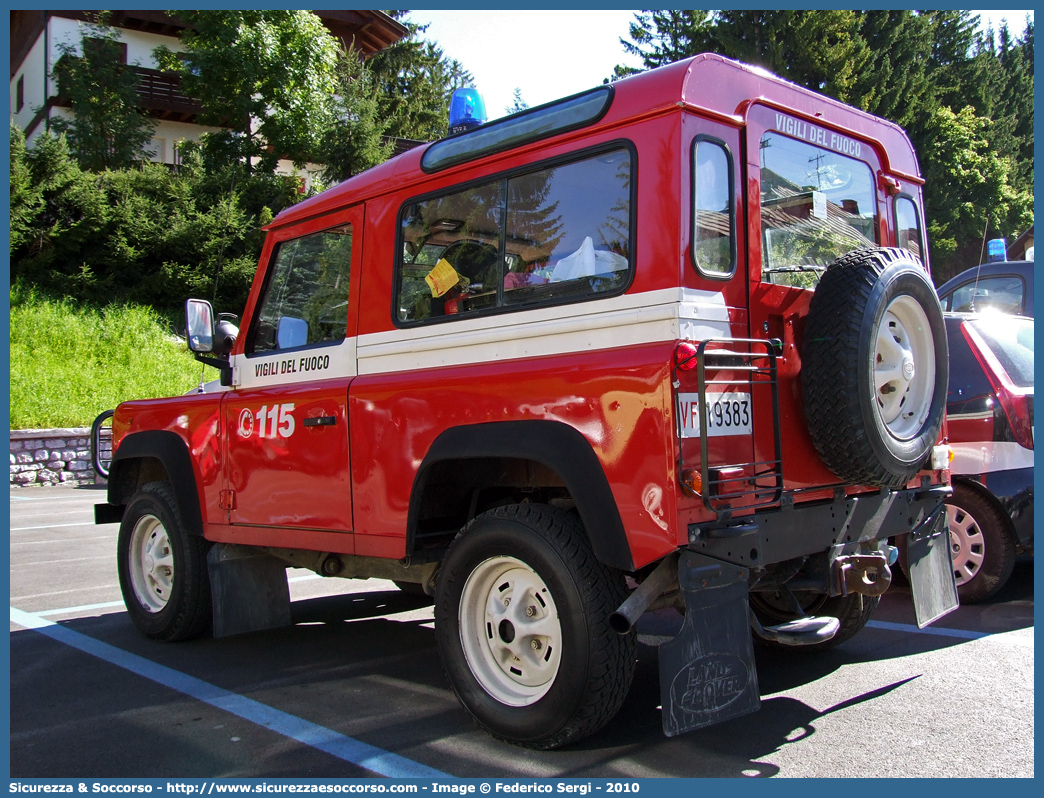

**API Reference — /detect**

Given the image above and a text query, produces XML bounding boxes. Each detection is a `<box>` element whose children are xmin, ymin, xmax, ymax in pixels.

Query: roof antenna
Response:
<box><xmin>971</xmin><ymin>215</ymin><xmax>990</xmax><ymax>311</ymax></box>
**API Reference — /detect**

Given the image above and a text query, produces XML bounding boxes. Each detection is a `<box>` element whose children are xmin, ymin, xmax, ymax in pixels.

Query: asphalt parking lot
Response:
<box><xmin>9</xmin><ymin>484</ymin><xmax>1034</xmax><ymax>778</ymax></box>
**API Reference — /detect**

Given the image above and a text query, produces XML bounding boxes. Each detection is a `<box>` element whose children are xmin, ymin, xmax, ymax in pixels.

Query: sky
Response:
<box><xmin>406</xmin><ymin>9</ymin><xmax>1035</xmax><ymax>122</ymax></box>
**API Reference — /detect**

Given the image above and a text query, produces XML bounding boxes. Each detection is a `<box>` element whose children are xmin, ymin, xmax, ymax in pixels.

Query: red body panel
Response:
<box><xmin>349</xmin><ymin>344</ymin><xmax>677</xmax><ymax>568</ymax></box>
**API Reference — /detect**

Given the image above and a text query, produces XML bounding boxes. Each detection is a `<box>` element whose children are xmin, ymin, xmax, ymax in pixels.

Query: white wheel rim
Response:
<box><xmin>947</xmin><ymin>505</ymin><xmax>985</xmax><ymax>587</ymax></box>
<box><xmin>128</xmin><ymin>514</ymin><xmax>174</xmax><ymax>613</ymax></box>
<box><xmin>873</xmin><ymin>295</ymin><xmax>936</xmax><ymax>440</ymax></box>
<box><xmin>458</xmin><ymin>556</ymin><xmax>562</xmax><ymax>707</ymax></box>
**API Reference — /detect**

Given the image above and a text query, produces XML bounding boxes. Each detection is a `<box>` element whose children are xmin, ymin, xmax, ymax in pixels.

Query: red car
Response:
<box><xmin>944</xmin><ymin>312</ymin><xmax>1034</xmax><ymax>601</ymax></box>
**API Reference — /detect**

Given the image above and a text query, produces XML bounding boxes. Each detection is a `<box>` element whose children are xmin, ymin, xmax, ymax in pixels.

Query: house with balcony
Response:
<box><xmin>10</xmin><ymin>10</ymin><xmax>408</xmax><ymax>186</ymax></box>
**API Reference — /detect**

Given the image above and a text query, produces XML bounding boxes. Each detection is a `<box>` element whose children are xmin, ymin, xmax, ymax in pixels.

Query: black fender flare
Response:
<box><xmin>409</xmin><ymin>420</ymin><xmax>634</xmax><ymax>571</ymax></box>
<box><xmin>107</xmin><ymin>430</ymin><xmax>205</xmax><ymax>537</ymax></box>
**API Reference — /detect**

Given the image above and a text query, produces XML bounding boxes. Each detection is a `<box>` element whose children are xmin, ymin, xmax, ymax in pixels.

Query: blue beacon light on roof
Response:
<box><xmin>448</xmin><ymin>88</ymin><xmax>488</xmax><ymax>135</ymax></box>
<box><xmin>986</xmin><ymin>238</ymin><xmax>1007</xmax><ymax>263</ymax></box>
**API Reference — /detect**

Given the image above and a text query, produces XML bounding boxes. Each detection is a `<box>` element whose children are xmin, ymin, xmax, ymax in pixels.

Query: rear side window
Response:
<box><xmin>692</xmin><ymin>138</ymin><xmax>734</xmax><ymax>277</ymax></box>
<box><xmin>249</xmin><ymin>225</ymin><xmax>353</xmax><ymax>354</ymax></box>
<box><xmin>759</xmin><ymin>131</ymin><xmax>876</xmax><ymax>287</ymax></box>
<box><xmin>895</xmin><ymin>196</ymin><xmax>923</xmax><ymax>261</ymax></box>
<box><xmin>397</xmin><ymin>147</ymin><xmax>633</xmax><ymax>324</ymax></box>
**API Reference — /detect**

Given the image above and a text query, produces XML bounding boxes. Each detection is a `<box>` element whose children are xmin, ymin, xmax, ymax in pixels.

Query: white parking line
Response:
<box><xmin>9</xmin><ymin>494</ymin><xmax>103</xmax><ymax>502</ymax></box>
<box><xmin>10</xmin><ymin>535</ymin><xmax>116</xmax><ymax>546</ymax></box>
<box><xmin>10</xmin><ymin>606</ymin><xmax>450</xmax><ymax>779</ymax></box>
<box><xmin>866</xmin><ymin>619</ymin><xmax>1034</xmax><ymax>646</ymax></box>
<box><xmin>10</xmin><ymin>522</ymin><xmax>103</xmax><ymax>531</ymax></box>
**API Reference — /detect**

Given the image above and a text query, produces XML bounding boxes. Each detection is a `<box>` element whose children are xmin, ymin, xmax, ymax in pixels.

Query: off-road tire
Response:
<box><xmin>944</xmin><ymin>482</ymin><xmax>1016</xmax><ymax>603</ymax></box>
<box><xmin>117</xmin><ymin>481</ymin><xmax>212</xmax><ymax>641</ymax></box>
<box><xmin>435</xmin><ymin>503</ymin><xmax>636</xmax><ymax>749</ymax></box>
<box><xmin>802</xmin><ymin>247</ymin><xmax>947</xmax><ymax>487</ymax></box>
<box><xmin>750</xmin><ymin>590</ymin><xmax>880</xmax><ymax>651</ymax></box>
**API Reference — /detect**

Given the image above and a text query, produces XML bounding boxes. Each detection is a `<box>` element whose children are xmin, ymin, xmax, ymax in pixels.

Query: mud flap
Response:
<box><xmin>208</xmin><ymin>543</ymin><xmax>292</xmax><ymax>637</ymax></box>
<box><xmin>658</xmin><ymin>551</ymin><xmax>759</xmax><ymax>736</ymax></box>
<box><xmin>906</xmin><ymin>508</ymin><xmax>959</xmax><ymax>627</ymax></box>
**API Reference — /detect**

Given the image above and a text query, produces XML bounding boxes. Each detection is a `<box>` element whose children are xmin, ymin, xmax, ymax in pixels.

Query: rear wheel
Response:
<box><xmin>117</xmin><ymin>481</ymin><xmax>212</xmax><ymax>641</ymax></box>
<box><xmin>750</xmin><ymin>589</ymin><xmax>879</xmax><ymax>651</ymax></box>
<box><xmin>435</xmin><ymin>504</ymin><xmax>635</xmax><ymax>749</ymax></box>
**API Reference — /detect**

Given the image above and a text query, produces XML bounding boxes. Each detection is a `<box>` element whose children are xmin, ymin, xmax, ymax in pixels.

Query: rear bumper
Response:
<box><xmin>687</xmin><ymin>484</ymin><xmax>951</xmax><ymax>568</ymax></box>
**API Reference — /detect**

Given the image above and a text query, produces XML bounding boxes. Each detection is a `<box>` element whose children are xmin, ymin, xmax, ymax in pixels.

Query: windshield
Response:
<box><xmin>969</xmin><ymin>317</ymin><xmax>1034</xmax><ymax>389</ymax></box>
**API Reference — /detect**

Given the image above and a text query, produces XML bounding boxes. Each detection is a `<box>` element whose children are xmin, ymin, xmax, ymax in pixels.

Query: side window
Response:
<box><xmin>692</xmin><ymin>138</ymin><xmax>734</xmax><ymax>277</ymax></box>
<box><xmin>396</xmin><ymin>147</ymin><xmax>633</xmax><ymax>323</ymax></box>
<box><xmin>503</xmin><ymin>149</ymin><xmax>631</xmax><ymax>307</ymax></box>
<box><xmin>760</xmin><ymin>131</ymin><xmax>876</xmax><ymax>287</ymax></box>
<box><xmin>895</xmin><ymin>196</ymin><xmax>923</xmax><ymax>260</ymax></box>
<box><xmin>399</xmin><ymin>182</ymin><xmax>503</xmax><ymax>321</ymax></box>
<box><xmin>946</xmin><ymin>276</ymin><xmax>1025</xmax><ymax>315</ymax></box>
<box><xmin>249</xmin><ymin>225</ymin><xmax>353</xmax><ymax>354</ymax></box>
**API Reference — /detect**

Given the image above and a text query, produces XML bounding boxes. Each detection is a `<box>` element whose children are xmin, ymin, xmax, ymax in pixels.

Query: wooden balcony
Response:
<box><xmin>53</xmin><ymin>57</ymin><xmax>206</xmax><ymax>124</ymax></box>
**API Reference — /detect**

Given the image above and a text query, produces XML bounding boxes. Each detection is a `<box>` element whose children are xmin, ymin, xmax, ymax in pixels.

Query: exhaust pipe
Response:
<box><xmin>610</xmin><ymin>551</ymin><xmax>679</xmax><ymax>634</ymax></box>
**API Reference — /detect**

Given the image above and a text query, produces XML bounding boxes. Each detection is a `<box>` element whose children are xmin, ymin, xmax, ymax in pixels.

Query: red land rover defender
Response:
<box><xmin>96</xmin><ymin>54</ymin><xmax>958</xmax><ymax>748</ymax></box>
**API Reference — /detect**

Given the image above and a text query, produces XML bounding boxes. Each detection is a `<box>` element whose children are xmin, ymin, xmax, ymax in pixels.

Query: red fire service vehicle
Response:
<box><xmin>96</xmin><ymin>54</ymin><xmax>959</xmax><ymax>748</ymax></box>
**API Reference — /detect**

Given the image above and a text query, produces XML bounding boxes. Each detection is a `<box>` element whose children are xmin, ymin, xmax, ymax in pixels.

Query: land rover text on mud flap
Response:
<box><xmin>96</xmin><ymin>54</ymin><xmax>958</xmax><ymax>748</ymax></box>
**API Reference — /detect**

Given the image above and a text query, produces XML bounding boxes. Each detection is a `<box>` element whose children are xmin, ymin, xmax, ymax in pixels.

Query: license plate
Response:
<box><xmin>678</xmin><ymin>392</ymin><xmax>752</xmax><ymax>438</ymax></box>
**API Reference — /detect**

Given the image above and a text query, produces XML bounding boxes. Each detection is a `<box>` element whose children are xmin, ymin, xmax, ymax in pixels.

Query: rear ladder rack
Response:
<box><xmin>673</xmin><ymin>338</ymin><xmax>784</xmax><ymax>519</ymax></box>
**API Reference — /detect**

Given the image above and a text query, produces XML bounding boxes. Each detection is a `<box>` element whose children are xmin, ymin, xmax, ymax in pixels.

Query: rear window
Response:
<box><xmin>760</xmin><ymin>131</ymin><xmax>876</xmax><ymax>287</ymax></box>
<box><xmin>968</xmin><ymin>317</ymin><xmax>1034</xmax><ymax>388</ymax></box>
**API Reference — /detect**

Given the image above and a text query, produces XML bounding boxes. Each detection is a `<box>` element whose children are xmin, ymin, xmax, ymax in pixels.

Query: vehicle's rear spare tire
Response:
<box><xmin>802</xmin><ymin>248</ymin><xmax>947</xmax><ymax>487</ymax></box>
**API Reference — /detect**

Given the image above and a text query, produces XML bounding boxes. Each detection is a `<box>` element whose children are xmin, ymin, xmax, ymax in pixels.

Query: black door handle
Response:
<box><xmin>303</xmin><ymin>416</ymin><xmax>337</xmax><ymax>427</ymax></box>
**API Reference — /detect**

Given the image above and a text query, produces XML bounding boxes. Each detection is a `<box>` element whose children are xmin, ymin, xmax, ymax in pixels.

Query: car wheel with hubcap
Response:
<box><xmin>945</xmin><ymin>482</ymin><xmax>1016</xmax><ymax>603</ymax></box>
<box><xmin>435</xmin><ymin>503</ymin><xmax>635</xmax><ymax>749</ymax></box>
<box><xmin>117</xmin><ymin>481</ymin><xmax>212</xmax><ymax>641</ymax></box>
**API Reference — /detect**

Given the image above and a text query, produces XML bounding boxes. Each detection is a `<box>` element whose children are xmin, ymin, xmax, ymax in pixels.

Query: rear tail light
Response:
<box><xmin>962</xmin><ymin>323</ymin><xmax>1034</xmax><ymax>450</ymax></box>
<box><xmin>675</xmin><ymin>341</ymin><xmax>698</xmax><ymax>371</ymax></box>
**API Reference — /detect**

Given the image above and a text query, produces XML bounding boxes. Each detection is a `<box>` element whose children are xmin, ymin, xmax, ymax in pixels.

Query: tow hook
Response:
<box><xmin>833</xmin><ymin>553</ymin><xmax>892</xmax><ymax>597</ymax></box>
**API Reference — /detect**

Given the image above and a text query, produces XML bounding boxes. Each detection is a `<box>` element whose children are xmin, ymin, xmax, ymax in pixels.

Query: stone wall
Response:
<box><xmin>10</xmin><ymin>428</ymin><xmax>110</xmax><ymax>486</ymax></box>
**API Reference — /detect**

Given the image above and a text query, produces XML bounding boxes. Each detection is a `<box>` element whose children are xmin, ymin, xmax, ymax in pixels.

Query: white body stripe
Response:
<box><xmin>357</xmin><ymin>288</ymin><xmax>730</xmax><ymax>376</ymax></box>
<box><xmin>232</xmin><ymin>337</ymin><xmax>357</xmax><ymax>390</ymax></box>
<box><xmin>950</xmin><ymin>440</ymin><xmax>1034</xmax><ymax>475</ymax></box>
<box><xmin>226</xmin><ymin>289</ymin><xmax>730</xmax><ymax>387</ymax></box>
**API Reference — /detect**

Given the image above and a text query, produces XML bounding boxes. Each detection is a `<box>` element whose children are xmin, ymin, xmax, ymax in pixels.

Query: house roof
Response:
<box><xmin>10</xmin><ymin>10</ymin><xmax>409</xmax><ymax>78</ymax></box>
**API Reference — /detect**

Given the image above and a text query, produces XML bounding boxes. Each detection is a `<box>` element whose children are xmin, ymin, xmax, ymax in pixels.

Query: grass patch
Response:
<box><xmin>10</xmin><ymin>285</ymin><xmax>218</xmax><ymax>429</ymax></box>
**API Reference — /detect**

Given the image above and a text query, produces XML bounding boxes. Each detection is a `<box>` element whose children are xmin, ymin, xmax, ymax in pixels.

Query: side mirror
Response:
<box><xmin>185</xmin><ymin>299</ymin><xmax>215</xmax><ymax>353</ymax></box>
<box><xmin>276</xmin><ymin>316</ymin><xmax>308</xmax><ymax>350</ymax></box>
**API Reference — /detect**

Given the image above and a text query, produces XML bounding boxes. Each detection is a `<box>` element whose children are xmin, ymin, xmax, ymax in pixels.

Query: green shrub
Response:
<box><xmin>10</xmin><ymin>284</ymin><xmax>217</xmax><ymax>429</ymax></box>
<box><xmin>10</xmin><ymin>128</ymin><xmax>299</xmax><ymax>317</ymax></box>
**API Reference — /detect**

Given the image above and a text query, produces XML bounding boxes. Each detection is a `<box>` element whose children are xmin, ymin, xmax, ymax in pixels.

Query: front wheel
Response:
<box><xmin>117</xmin><ymin>481</ymin><xmax>212</xmax><ymax>641</ymax></box>
<box><xmin>435</xmin><ymin>504</ymin><xmax>636</xmax><ymax>749</ymax></box>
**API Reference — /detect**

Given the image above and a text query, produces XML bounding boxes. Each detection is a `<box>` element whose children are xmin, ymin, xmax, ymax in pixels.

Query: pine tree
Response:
<box><xmin>851</xmin><ymin>11</ymin><xmax>933</xmax><ymax>127</ymax></box>
<box><xmin>318</xmin><ymin>48</ymin><xmax>394</xmax><ymax>185</ymax></box>
<box><xmin>613</xmin><ymin>10</ymin><xmax>714</xmax><ymax>77</ymax></box>
<box><xmin>366</xmin><ymin>18</ymin><xmax>473</xmax><ymax>142</ymax></box>
<box><xmin>49</xmin><ymin>15</ymin><xmax>156</xmax><ymax>171</ymax></box>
